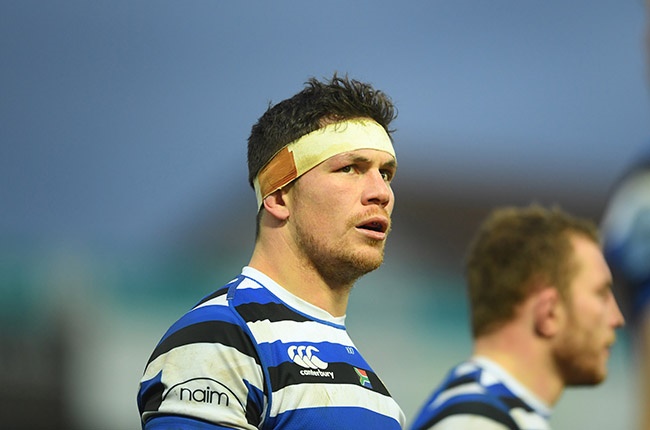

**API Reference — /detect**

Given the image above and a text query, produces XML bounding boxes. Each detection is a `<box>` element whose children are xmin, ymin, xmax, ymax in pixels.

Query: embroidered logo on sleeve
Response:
<box><xmin>354</xmin><ymin>367</ymin><xmax>373</xmax><ymax>389</ymax></box>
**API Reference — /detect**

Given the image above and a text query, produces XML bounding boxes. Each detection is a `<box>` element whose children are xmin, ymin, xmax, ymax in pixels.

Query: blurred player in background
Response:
<box><xmin>601</xmin><ymin>151</ymin><xmax>650</xmax><ymax>430</ymax></box>
<box><xmin>600</xmin><ymin>2</ymin><xmax>650</xmax><ymax>428</ymax></box>
<box><xmin>410</xmin><ymin>205</ymin><xmax>625</xmax><ymax>430</ymax></box>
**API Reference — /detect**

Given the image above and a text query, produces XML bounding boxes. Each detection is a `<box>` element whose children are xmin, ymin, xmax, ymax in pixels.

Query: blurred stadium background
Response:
<box><xmin>2</xmin><ymin>1</ymin><xmax>649</xmax><ymax>428</ymax></box>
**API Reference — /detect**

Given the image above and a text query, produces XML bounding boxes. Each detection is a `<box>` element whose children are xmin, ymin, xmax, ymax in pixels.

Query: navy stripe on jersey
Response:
<box><xmin>418</xmin><ymin>401</ymin><xmax>520</xmax><ymax>430</ymax></box>
<box><xmin>258</xmin><ymin>340</ymin><xmax>369</xmax><ymax>369</ymax></box>
<box><xmin>145</xmin><ymin>414</ymin><xmax>233</xmax><ymax>429</ymax></box>
<box><xmin>443</xmin><ymin>373</ymin><xmax>478</xmax><ymax>390</ymax></box>
<box><xmin>236</xmin><ymin>302</ymin><xmax>312</xmax><ymax>323</ymax></box>
<box><xmin>138</xmin><ymin>371</ymin><xmax>164</xmax><ymax>414</ymax></box>
<box><xmin>267</xmin><ymin>404</ymin><xmax>402</xmax><ymax>429</ymax></box>
<box><xmin>147</xmin><ymin>320</ymin><xmax>259</xmax><ymax>365</ymax></box>
<box><xmin>159</xmin><ymin>303</ymin><xmax>243</xmax><ymax>343</ymax></box>
<box><xmin>244</xmin><ymin>379</ymin><xmax>264</xmax><ymax>427</ymax></box>
<box><xmin>501</xmin><ymin>395</ymin><xmax>535</xmax><ymax>412</ymax></box>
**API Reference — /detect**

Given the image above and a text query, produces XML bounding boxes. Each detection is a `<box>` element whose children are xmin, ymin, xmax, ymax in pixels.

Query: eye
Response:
<box><xmin>380</xmin><ymin>169</ymin><xmax>395</xmax><ymax>182</ymax></box>
<box><xmin>338</xmin><ymin>165</ymin><xmax>354</xmax><ymax>173</ymax></box>
<box><xmin>597</xmin><ymin>285</ymin><xmax>612</xmax><ymax>300</ymax></box>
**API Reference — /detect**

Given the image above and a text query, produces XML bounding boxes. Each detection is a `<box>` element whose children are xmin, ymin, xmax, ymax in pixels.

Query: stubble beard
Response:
<box><xmin>553</xmin><ymin>319</ymin><xmax>607</xmax><ymax>386</ymax></box>
<box><xmin>295</xmin><ymin>225</ymin><xmax>387</xmax><ymax>288</ymax></box>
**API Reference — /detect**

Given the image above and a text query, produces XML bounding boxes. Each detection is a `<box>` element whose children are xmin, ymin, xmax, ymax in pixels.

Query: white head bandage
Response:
<box><xmin>253</xmin><ymin>118</ymin><xmax>395</xmax><ymax>208</ymax></box>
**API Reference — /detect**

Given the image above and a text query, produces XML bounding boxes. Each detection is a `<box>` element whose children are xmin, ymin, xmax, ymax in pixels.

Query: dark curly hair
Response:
<box><xmin>247</xmin><ymin>73</ymin><xmax>397</xmax><ymax>188</ymax></box>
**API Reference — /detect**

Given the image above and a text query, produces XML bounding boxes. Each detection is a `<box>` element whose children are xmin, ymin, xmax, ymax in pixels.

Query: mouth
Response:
<box><xmin>356</xmin><ymin>217</ymin><xmax>389</xmax><ymax>237</ymax></box>
<box><xmin>603</xmin><ymin>338</ymin><xmax>616</xmax><ymax>355</ymax></box>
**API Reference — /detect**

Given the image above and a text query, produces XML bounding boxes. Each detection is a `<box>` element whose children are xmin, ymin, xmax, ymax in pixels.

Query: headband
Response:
<box><xmin>253</xmin><ymin>118</ymin><xmax>395</xmax><ymax>208</ymax></box>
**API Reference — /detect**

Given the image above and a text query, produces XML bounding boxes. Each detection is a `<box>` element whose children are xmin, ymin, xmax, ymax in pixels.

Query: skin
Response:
<box><xmin>640</xmin><ymin>312</ymin><xmax>650</xmax><ymax>430</ymax></box>
<box><xmin>551</xmin><ymin>234</ymin><xmax>625</xmax><ymax>386</ymax></box>
<box><xmin>474</xmin><ymin>233</ymin><xmax>625</xmax><ymax>406</ymax></box>
<box><xmin>248</xmin><ymin>136</ymin><xmax>397</xmax><ymax>317</ymax></box>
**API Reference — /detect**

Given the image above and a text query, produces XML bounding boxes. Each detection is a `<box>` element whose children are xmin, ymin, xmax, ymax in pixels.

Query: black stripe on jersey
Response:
<box><xmin>235</xmin><ymin>302</ymin><xmax>311</xmax><ymax>323</ymax></box>
<box><xmin>442</xmin><ymin>373</ymin><xmax>477</xmax><ymax>390</ymax></box>
<box><xmin>500</xmin><ymin>395</ymin><xmax>535</xmax><ymax>412</ymax></box>
<box><xmin>194</xmin><ymin>286</ymin><xmax>229</xmax><ymax>307</ymax></box>
<box><xmin>141</xmin><ymin>379</ymin><xmax>164</xmax><ymax>413</ymax></box>
<box><xmin>418</xmin><ymin>401</ymin><xmax>520</xmax><ymax>430</ymax></box>
<box><xmin>245</xmin><ymin>383</ymin><xmax>264</xmax><ymax>427</ymax></box>
<box><xmin>147</xmin><ymin>320</ymin><xmax>260</xmax><ymax>365</ymax></box>
<box><xmin>267</xmin><ymin>362</ymin><xmax>391</xmax><ymax>396</ymax></box>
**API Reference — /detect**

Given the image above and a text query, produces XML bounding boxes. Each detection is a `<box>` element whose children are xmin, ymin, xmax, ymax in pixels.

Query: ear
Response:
<box><xmin>533</xmin><ymin>287</ymin><xmax>564</xmax><ymax>338</ymax></box>
<box><xmin>262</xmin><ymin>189</ymin><xmax>290</xmax><ymax>221</ymax></box>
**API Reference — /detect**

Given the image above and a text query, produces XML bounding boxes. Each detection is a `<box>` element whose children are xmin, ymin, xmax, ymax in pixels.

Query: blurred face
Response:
<box><xmin>553</xmin><ymin>234</ymin><xmax>625</xmax><ymax>385</ymax></box>
<box><xmin>285</xmin><ymin>148</ymin><xmax>396</xmax><ymax>286</ymax></box>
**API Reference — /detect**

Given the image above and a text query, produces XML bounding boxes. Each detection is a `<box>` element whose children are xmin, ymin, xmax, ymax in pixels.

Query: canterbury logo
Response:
<box><xmin>287</xmin><ymin>345</ymin><xmax>329</xmax><ymax>369</ymax></box>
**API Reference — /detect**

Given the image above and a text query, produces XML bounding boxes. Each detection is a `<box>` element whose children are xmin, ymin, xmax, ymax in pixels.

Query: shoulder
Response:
<box><xmin>152</xmin><ymin>284</ymin><xmax>253</xmax><ymax>359</ymax></box>
<box><xmin>410</xmin><ymin>362</ymin><xmax>519</xmax><ymax>430</ymax></box>
<box><xmin>413</xmin><ymin>414</ymin><xmax>516</xmax><ymax>430</ymax></box>
<box><xmin>410</xmin><ymin>360</ymin><xmax>551</xmax><ymax>430</ymax></box>
<box><xmin>410</xmin><ymin>389</ymin><xmax>519</xmax><ymax>430</ymax></box>
<box><xmin>138</xmin><ymin>280</ymin><xmax>267</xmax><ymax>429</ymax></box>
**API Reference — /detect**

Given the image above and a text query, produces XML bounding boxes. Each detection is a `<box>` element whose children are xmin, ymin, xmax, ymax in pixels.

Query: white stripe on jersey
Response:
<box><xmin>430</xmin><ymin>382</ymin><xmax>485</xmax><ymax>409</ymax></box>
<box><xmin>146</xmin><ymin>390</ymin><xmax>259</xmax><ymax>430</ymax></box>
<box><xmin>271</xmin><ymin>382</ymin><xmax>403</xmax><ymax>420</ymax></box>
<box><xmin>193</xmin><ymin>294</ymin><xmax>229</xmax><ymax>310</ymax></box>
<box><xmin>511</xmin><ymin>408</ymin><xmax>551</xmax><ymax>430</ymax></box>
<box><xmin>454</xmin><ymin>361</ymin><xmax>480</xmax><ymax>376</ymax></box>
<box><xmin>145</xmin><ymin>397</ymin><xmax>259</xmax><ymax>430</ymax></box>
<box><xmin>142</xmin><ymin>342</ymin><xmax>263</xmax><ymax>391</ymax></box>
<box><xmin>240</xmin><ymin>267</ymin><xmax>347</xmax><ymax>326</ymax></box>
<box><xmin>426</xmin><ymin>414</ymin><xmax>513</xmax><ymax>430</ymax></box>
<box><xmin>247</xmin><ymin>319</ymin><xmax>355</xmax><ymax>345</ymax></box>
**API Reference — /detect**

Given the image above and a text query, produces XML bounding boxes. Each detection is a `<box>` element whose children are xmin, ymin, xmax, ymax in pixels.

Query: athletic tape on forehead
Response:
<box><xmin>253</xmin><ymin>118</ymin><xmax>395</xmax><ymax>208</ymax></box>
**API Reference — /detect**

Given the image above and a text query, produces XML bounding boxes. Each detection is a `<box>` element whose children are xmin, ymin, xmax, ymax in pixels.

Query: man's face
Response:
<box><xmin>553</xmin><ymin>234</ymin><xmax>625</xmax><ymax>385</ymax></box>
<box><xmin>284</xmin><ymin>148</ymin><xmax>397</xmax><ymax>286</ymax></box>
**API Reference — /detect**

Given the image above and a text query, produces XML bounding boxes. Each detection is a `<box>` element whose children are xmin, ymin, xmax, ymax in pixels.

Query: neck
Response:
<box><xmin>473</xmin><ymin>324</ymin><xmax>564</xmax><ymax>406</ymax></box>
<box><xmin>248</xmin><ymin>235</ymin><xmax>352</xmax><ymax>317</ymax></box>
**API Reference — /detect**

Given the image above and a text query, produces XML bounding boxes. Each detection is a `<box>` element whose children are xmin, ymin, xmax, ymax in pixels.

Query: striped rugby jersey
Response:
<box><xmin>409</xmin><ymin>357</ymin><xmax>551</xmax><ymax>430</ymax></box>
<box><xmin>138</xmin><ymin>266</ymin><xmax>405</xmax><ymax>429</ymax></box>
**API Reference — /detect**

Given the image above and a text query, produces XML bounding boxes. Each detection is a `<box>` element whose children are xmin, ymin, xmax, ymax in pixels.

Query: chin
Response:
<box><xmin>363</xmin><ymin>254</ymin><xmax>385</xmax><ymax>271</ymax></box>
<box><xmin>353</xmin><ymin>258</ymin><xmax>383</xmax><ymax>276</ymax></box>
<box><xmin>566</xmin><ymin>369</ymin><xmax>607</xmax><ymax>386</ymax></box>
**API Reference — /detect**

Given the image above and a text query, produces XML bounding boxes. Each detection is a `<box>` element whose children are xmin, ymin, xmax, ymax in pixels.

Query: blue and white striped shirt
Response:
<box><xmin>410</xmin><ymin>357</ymin><xmax>551</xmax><ymax>430</ymax></box>
<box><xmin>138</xmin><ymin>266</ymin><xmax>405</xmax><ymax>429</ymax></box>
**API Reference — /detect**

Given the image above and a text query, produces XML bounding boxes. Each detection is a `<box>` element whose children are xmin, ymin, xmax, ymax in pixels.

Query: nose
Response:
<box><xmin>363</xmin><ymin>169</ymin><xmax>392</xmax><ymax>208</ymax></box>
<box><xmin>610</xmin><ymin>294</ymin><xmax>626</xmax><ymax>328</ymax></box>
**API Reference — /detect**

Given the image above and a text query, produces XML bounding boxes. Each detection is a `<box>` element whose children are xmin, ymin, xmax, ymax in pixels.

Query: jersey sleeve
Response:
<box><xmin>419</xmin><ymin>414</ymin><xmax>513</xmax><ymax>430</ymax></box>
<box><xmin>144</xmin><ymin>415</ymin><xmax>242</xmax><ymax>429</ymax></box>
<box><xmin>410</xmin><ymin>400</ymin><xmax>520</xmax><ymax>430</ymax></box>
<box><xmin>137</xmin><ymin>301</ymin><xmax>266</xmax><ymax>429</ymax></box>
